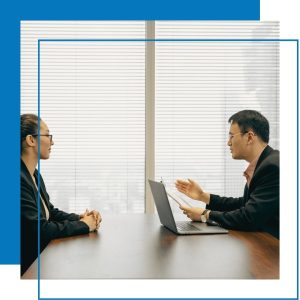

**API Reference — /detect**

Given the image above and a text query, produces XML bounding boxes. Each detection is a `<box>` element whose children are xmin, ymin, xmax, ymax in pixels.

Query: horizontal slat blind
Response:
<box><xmin>21</xmin><ymin>21</ymin><xmax>280</xmax><ymax>215</ymax></box>
<box><xmin>155</xmin><ymin>22</ymin><xmax>279</xmax><ymax>210</ymax></box>
<box><xmin>21</xmin><ymin>22</ymin><xmax>146</xmax><ymax>214</ymax></box>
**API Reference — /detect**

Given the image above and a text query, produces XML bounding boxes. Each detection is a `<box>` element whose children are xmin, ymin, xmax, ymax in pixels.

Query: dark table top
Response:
<box><xmin>22</xmin><ymin>214</ymin><xmax>279</xmax><ymax>279</ymax></box>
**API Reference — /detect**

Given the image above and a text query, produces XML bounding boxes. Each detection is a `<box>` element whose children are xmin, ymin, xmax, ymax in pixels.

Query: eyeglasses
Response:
<box><xmin>228</xmin><ymin>131</ymin><xmax>248</xmax><ymax>141</ymax></box>
<box><xmin>31</xmin><ymin>134</ymin><xmax>53</xmax><ymax>142</ymax></box>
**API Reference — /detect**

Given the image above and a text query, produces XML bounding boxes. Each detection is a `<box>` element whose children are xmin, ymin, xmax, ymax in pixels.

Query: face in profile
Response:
<box><xmin>227</xmin><ymin>123</ymin><xmax>248</xmax><ymax>160</ymax></box>
<box><xmin>35</xmin><ymin>121</ymin><xmax>54</xmax><ymax>160</ymax></box>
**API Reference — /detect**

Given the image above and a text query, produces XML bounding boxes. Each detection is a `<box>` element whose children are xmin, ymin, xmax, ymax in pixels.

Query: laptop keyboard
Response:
<box><xmin>176</xmin><ymin>222</ymin><xmax>201</xmax><ymax>232</ymax></box>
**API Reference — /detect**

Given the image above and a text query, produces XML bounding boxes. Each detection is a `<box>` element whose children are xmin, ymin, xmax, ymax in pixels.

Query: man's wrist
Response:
<box><xmin>206</xmin><ymin>210</ymin><xmax>210</xmax><ymax>220</ymax></box>
<box><xmin>200</xmin><ymin>209</ymin><xmax>210</xmax><ymax>222</ymax></box>
<box><xmin>200</xmin><ymin>192</ymin><xmax>210</xmax><ymax>204</ymax></box>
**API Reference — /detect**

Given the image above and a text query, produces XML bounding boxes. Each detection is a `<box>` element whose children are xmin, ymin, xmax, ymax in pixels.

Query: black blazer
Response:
<box><xmin>21</xmin><ymin>160</ymin><xmax>89</xmax><ymax>275</ymax></box>
<box><xmin>208</xmin><ymin>145</ymin><xmax>279</xmax><ymax>239</ymax></box>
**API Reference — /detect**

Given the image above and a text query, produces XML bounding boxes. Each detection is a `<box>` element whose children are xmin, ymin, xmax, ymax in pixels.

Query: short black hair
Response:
<box><xmin>228</xmin><ymin>110</ymin><xmax>269</xmax><ymax>143</ymax></box>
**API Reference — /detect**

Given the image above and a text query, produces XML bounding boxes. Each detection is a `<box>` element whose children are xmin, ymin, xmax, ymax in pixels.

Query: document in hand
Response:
<box><xmin>160</xmin><ymin>177</ymin><xmax>192</xmax><ymax>207</ymax></box>
<box><xmin>165</xmin><ymin>189</ymin><xmax>192</xmax><ymax>208</ymax></box>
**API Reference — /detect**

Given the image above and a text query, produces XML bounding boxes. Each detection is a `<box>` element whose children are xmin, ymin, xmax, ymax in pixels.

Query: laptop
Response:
<box><xmin>148</xmin><ymin>179</ymin><xmax>228</xmax><ymax>235</ymax></box>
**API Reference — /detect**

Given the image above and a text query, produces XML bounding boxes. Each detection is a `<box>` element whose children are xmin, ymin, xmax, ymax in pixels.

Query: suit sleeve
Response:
<box><xmin>21</xmin><ymin>177</ymin><xmax>89</xmax><ymax>245</ymax></box>
<box><xmin>207</xmin><ymin>192</ymin><xmax>245</xmax><ymax>211</ymax></box>
<box><xmin>49</xmin><ymin>204</ymin><xmax>81</xmax><ymax>222</ymax></box>
<box><xmin>208</xmin><ymin>163</ymin><xmax>279</xmax><ymax>231</ymax></box>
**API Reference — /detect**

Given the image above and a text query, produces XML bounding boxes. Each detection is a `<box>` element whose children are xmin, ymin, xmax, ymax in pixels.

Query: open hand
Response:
<box><xmin>175</xmin><ymin>179</ymin><xmax>204</xmax><ymax>201</ymax></box>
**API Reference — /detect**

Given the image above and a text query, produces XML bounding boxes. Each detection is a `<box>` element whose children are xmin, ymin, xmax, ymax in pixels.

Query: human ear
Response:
<box><xmin>25</xmin><ymin>135</ymin><xmax>36</xmax><ymax>147</ymax></box>
<box><xmin>247</xmin><ymin>131</ymin><xmax>256</xmax><ymax>144</ymax></box>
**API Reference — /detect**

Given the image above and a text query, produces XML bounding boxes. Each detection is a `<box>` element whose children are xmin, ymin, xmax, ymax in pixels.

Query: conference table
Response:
<box><xmin>22</xmin><ymin>214</ymin><xmax>279</xmax><ymax>279</ymax></box>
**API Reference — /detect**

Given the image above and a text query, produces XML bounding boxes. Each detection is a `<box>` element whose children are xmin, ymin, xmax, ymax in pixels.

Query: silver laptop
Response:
<box><xmin>148</xmin><ymin>179</ymin><xmax>228</xmax><ymax>235</ymax></box>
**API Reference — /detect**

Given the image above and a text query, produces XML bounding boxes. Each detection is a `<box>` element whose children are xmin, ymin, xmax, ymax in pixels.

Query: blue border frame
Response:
<box><xmin>0</xmin><ymin>0</ymin><xmax>260</xmax><ymax>265</ymax></box>
<box><xmin>296</xmin><ymin>38</ymin><xmax>299</xmax><ymax>300</ymax></box>
<box><xmin>36</xmin><ymin>38</ymin><xmax>298</xmax><ymax>300</ymax></box>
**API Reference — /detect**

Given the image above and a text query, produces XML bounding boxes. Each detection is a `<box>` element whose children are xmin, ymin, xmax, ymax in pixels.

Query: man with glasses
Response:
<box><xmin>176</xmin><ymin>110</ymin><xmax>279</xmax><ymax>239</ymax></box>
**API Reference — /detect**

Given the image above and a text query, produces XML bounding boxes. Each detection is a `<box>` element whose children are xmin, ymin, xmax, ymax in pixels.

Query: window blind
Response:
<box><xmin>155</xmin><ymin>21</ymin><xmax>279</xmax><ymax>210</ymax></box>
<box><xmin>21</xmin><ymin>21</ymin><xmax>280</xmax><ymax>215</ymax></box>
<box><xmin>21</xmin><ymin>21</ymin><xmax>146</xmax><ymax>214</ymax></box>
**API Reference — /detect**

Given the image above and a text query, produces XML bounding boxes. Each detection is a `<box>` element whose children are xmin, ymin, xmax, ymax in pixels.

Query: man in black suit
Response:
<box><xmin>176</xmin><ymin>110</ymin><xmax>279</xmax><ymax>239</ymax></box>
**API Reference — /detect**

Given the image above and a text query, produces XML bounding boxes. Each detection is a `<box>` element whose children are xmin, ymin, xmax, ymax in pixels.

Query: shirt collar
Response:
<box><xmin>243</xmin><ymin>146</ymin><xmax>267</xmax><ymax>185</ymax></box>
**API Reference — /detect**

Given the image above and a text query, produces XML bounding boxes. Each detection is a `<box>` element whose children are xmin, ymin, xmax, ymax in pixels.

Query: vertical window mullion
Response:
<box><xmin>145</xmin><ymin>21</ymin><xmax>156</xmax><ymax>213</ymax></box>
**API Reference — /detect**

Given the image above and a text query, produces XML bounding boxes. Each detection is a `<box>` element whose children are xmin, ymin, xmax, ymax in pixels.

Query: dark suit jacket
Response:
<box><xmin>208</xmin><ymin>145</ymin><xmax>279</xmax><ymax>239</ymax></box>
<box><xmin>21</xmin><ymin>160</ymin><xmax>89</xmax><ymax>275</ymax></box>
